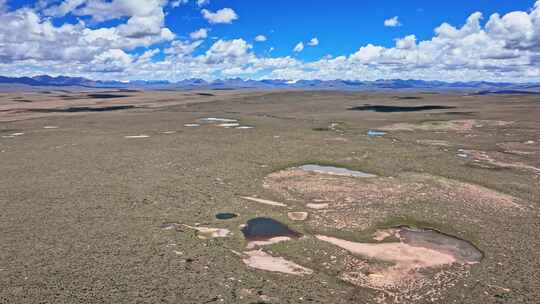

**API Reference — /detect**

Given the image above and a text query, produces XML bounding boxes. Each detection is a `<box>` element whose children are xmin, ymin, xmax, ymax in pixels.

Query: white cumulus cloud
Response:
<box><xmin>170</xmin><ymin>0</ymin><xmax>188</xmax><ymax>8</ymax></box>
<box><xmin>384</xmin><ymin>16</ymin><xmax>401</xmax><ymax>27</ymax></box>
<box><xmin>293</xmin><ymin>42</ymin><xmax>304</xmax><ymax>52</ymax></box>
<box><xmin>201</xmin><ymin>8</ymin><xmax>238</xmax><ymax>24</ymax></box>
<box><xmin>204</xmin><ymin>39</ymin><xmax>252</xmax><ymax>64</ymax></box>
<box><xmin>3</xmin><ymin>0</ymin><xmax>540</xmax><ymax>82</ymax></box>
<box><xmin>190</xmin><ymin>28</ymin><xmax>208</xmax><ymax>40</ymax></box>
<box><xmin>308</xmin><ymin>37</ymin><xmax>319</xmax><ymax>46</ymax></box>
<box><xmin>197</xmin><ymin>0</ymin><xmax>210</xmax><ymax>7</ymax></box>
<box><xmin>255</xmin><ymin>35</ymin><xmax>267</xmax><ymax>42</ymax></box>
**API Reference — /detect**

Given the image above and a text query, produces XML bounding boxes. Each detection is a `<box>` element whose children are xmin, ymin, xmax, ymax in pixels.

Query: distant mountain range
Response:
<box><xmin>2</xmin><ymin>75</ymin><xmax>540</xmax><ymax>93</ymax></box>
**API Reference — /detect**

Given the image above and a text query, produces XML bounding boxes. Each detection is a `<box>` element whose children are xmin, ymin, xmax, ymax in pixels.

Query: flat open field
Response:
<box><xmin>1</xmin><ymin>89</ymin><xmax>539</xmax><ymax>303</ymax></box>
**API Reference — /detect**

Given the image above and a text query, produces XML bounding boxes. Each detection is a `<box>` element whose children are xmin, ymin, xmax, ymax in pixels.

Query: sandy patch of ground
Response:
<box><xmin>416</xmin><ymin>139</ymin><xmax>452</xmax><ymax>147</ymax></box>
<box><xmin>381</xmin><ymin>120</ymin><xmax>513</xmax><ymax>132</ymax></box>
<box><xmin>183</xmin><ymin>225</ymin><xmax>231</xmax><ymax>239</ymax></box>
<box><xmin>242</xmin><ymin>250</ymin><xmax>313</xmax><ymax>276</ymax></box>
<box><xmin>340</xmin><ymin>254</ymin><xmax>470</xmax><ymax>303</ymax></box>
<box><xmin>497</xmin><ymin>142</ymin><xmax>538</xmax><ymax>155</ymax></box>
<box><xmin>240</xmin><ymin>196</ymin><xmax>287</xmax><ymax>207</ymax></box>
<box><xmin>288</xmin><ymin>212</ymin><xmax>308</xmax><ymax>221</ymax></box>
<box><xmin>246</xmin><ymin>236</ymin><xmax>292</xmax><ymax>249</ymax></box>
<box><xmin>316</xmin><ymin>227</ymin><xmax>481</xmax><ymax>302</ymax></box>
<box><xmin>461</xmin><ymin>149</ymin><xmax>540</xmax><ymax>174</ymax></box>
<box><xmin>373</xmin><ymin>229</ymin><xmax>397</xmax><ymax>241</ymax></box>
<box><xmin>306</xmin><ymin>203</ymin><xmax>329</xmax><ymax>210</ymax></box>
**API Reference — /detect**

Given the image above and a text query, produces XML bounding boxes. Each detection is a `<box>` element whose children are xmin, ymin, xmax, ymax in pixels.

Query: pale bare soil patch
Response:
<box><xmin>380</xmin><ymin>119</ymin><xmax>513</xmax><ymax>132</ymax></box>
<box><xmin>461</xmin><ymin>149</ymin><xmax>540</xmax><ymax>174</ymax></box>
<box><xmin>264</xmin><ymin>169</ymin><xmax>526</xmax><ymax>230</ymax></box>
<box><xmin>242</xmin><ymin>250</ymin><xmax>314</xmax><ymax>276</ymax></box>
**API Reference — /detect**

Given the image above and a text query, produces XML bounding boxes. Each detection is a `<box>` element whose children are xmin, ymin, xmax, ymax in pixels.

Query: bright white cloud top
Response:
<box><xmin>2</xmin><ymin>1</ymin><xmax>540</xmax><ymax>82</ymax></box>
<box><xmin>308</xmin><ymin>38</ymin><xmax>319</xmax><ymax>46</ymax></box>
<box><xmin>197</xmin><ymin>0</ymin><xmax>210</xmax><ymax>7</ymax></box>
<box><xmin>293</xmin><ymin>42</ymin><xmax>305</xmax><ymax>53</ymax></box>
<box><xmin>384</xmin><ymin>16</ymin><xmax>401</xmax><ymax>27</ymax></box>
<box><xmin>201</xmin><ymin>8</ymin><xmax>238</xmax><ymax>24</ymax></box>
<box><xmin>190</xmin><ymin>28</ymin><xmax>208</xmax><ymax>40</ymax></box>
<box><xmin>170</xmin><ymin>0</ymin><xmax>188</xmax><ymax>8</ymax></box>
<box><xmin>255</xmin><ymin>35</ymin><xmax>267</xmax><ymax>42</ymax></box>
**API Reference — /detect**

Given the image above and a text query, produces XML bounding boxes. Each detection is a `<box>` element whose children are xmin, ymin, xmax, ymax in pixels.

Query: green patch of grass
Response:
<box><xmin>374</xmin><ymin>216</ymin><xmax>443</xmax><ymax>230</ymax></box>
<box><xmin>303</xmin><ymin>226</ymin><xmax>380</xmax><ymax>243</ymax></box>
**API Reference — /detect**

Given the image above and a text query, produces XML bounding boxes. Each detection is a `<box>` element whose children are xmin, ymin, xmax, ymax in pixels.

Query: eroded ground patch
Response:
<box><xmin>264</xmin><ymin>169</ymin><xmax>526</xmax><ymax>231</ymax></box>
<box><xmin>316</xmin><ymin>226</ymin><xmax>482</xmax><ymax>301</ymax></box>
<box><xmin>257</xmin><ymin>167</ymin><xmax>531</xmax><ymax>302</ymax></box>
<box><xmin>380</xmin><ymin>119</ymin><xmax>513</xmax><ymax>132</ymax></box>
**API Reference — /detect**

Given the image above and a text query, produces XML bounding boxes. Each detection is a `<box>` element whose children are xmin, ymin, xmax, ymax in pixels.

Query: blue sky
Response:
<box><xmin>1</xmin><ymin>0</ymin><xmax>540</xmax><ymax>81</ymax></box>
<box><xmin>162</xmin><ymin>1</ymin><xmax>535</xmax><ymax>59</ymax></box>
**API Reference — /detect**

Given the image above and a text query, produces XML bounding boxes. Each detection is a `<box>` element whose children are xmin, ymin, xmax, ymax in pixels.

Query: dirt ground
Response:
<box><xmin>0</xmin><ymin>89</ymin><xmax>539</xmax><ymax>303</ymax></box>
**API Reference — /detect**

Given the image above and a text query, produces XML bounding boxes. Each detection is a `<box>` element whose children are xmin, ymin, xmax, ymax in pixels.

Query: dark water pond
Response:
<box><xmin>241</xmin><ymin>217</ymin><xmax>302</xmax><ymax>241</ymax></box>
<box><xmin>30</xmin><ymin>105</ymin><xmax>136</xmax><ymax>113</ymax></box>
<box><xmin>348</xmin><ymin>105</ymin><xmax>455</xmax><ymax>112</ymax></box>
<box><xmin>215</xmin><ymin>213</ymin><xmax>238</xmax><ymax>220</ymax></box>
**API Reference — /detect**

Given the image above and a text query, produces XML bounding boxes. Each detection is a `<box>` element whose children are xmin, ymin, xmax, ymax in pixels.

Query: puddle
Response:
<box><xmin>30</xmin><ymin>105</ymin><xmax>136</xmax><ymax>113</ymax></box>
<box><xmin>43</xmin><ymin>126</ymin><xmax>59</xmax><ymax>129</ymax></box>
<box><xmin>399</xmin><ymin>227</ymin><xmax>483</xmax><ymax>264</ymax></box>
<box><xmin>216</xmin><ymin>213</ymin><xmax>238</xmax><ymax>220</ymax></box>
<box><xmin>124</xmin><ymin>135</ymin><xmax>150</xmax><ymax>139</ymax></box>
<box><xmin>242</xmin><ymin>250</ymin><xmax>313</xmax><ymax>276</ymax></box>
<box><xmin>217</xmin><ymin>123</ymin><xmax>240</xmax><ymax>128</ymax></box>
<box><xmin>299</xmin><ymin>164</ymin><xmax>376</xmax><ymax>178</ymax></box>
<box><xmin>161</xmin><ymin>131</ymin><xmax>176</xmax><ymax>134</ymax></box>
<box><xmin>242</xmin><ymin>217</ymin><xmax>302</xmax><ymax>248</ymax></box>
<box><xmin>236</xmin><ymin>126</ymin><xmax>254</xmax><ymax>129</ymax></box>
<box><xmin>394</xmin><ymin>96</ymin><xmax>423</xmax><ymax>100</ymax></box>
<box><xmin>288</xmin><ymin>212</ymin><xmax>308</xmax><ymax>221</ymax></box>
<box><xmin>199</xmin><ymin>118</ymin><xmax>238</xmax><ymax>123</ymax></box>
<box><xmin>348</xmin><ymin>105</ymin><xmax>455</xmax><ymax>112</ymax></box>
<box><xmin>241</xmin><ymin>196</ymin><xmax>287</xmax><ymax>207</ymax></box>
<box><xmin>2</xmin><ymin>132</ymin><xmax>24</xmax><ymax>138</ymax></box>
<box><xmin>86</xmin><ymin>93</ymin><xmax>131</xmax><ymax>99</ymax></box>
<box><xmin>184</xmin><ymin>124</ymin><xmax>200</xmax><ymax>127</ymax></box>
<box><xmin>367</xmin><ymin>130</ymin><xmax>386</xmax><ymax>137</ymax></box>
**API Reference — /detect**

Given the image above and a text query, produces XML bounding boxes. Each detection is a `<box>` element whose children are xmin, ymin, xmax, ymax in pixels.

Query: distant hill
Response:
<box><xmin>0</xmin><ymin>75</ymin><xmax>539</xmax><ymax>93</ymax></box>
